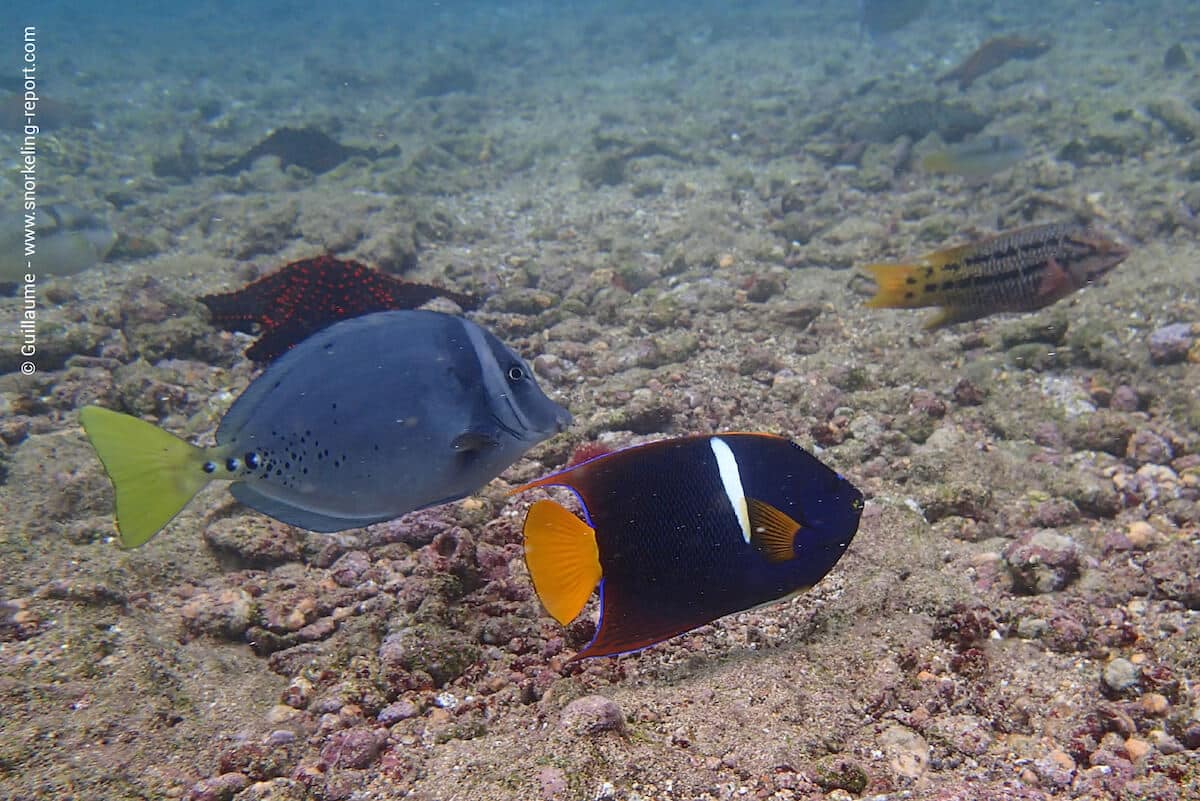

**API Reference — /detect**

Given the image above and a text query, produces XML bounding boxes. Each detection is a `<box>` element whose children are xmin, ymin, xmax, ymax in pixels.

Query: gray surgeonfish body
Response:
<box><xmin>0</xmin><ymin>203</ymin><xmax>116</xmax><ymax>281</ymax></box>
<box><xmin>220</xmin><ymin>310</ymin><xmax>573</xmax><ymax>531</ymax></box>
<box><xmin>79</xmin><ymin>310</ymin><xmax>573</xmax><ymax>546</ymax></box>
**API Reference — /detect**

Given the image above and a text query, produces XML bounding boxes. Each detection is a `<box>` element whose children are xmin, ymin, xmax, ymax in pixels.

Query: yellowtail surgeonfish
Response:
<box><xmin>80</xmin><ymin>310</ymin><xmax>572</xmax><ymax>547</ymax></box>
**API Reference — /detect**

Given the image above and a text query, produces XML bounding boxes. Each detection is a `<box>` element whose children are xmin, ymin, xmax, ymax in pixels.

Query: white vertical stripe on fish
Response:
<box><xmin>710</xmin><ymin>436</ymin><xmax>751</xmax><ymax>543</ymax></box>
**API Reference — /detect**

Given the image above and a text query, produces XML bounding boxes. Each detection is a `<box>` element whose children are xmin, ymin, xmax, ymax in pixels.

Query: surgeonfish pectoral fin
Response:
<box><xmin>862</xmin><ymin>262</ymin><xmax>918</xmax><ymax>309</ymax></box>
<box><xmin>522</xmin><ymin>499</ymin><xmax>602</xmax><ymax>625</ymax></box>
<box><xmin>451</xmin><ymin>428</ymin><xmax>501</xmax><ymax>452</ymax></box>
<box><xmin>746</xmin><ymin>498</ymin><xmax>801</xmax><ymax>563</ymax></box>
<box><xmin>78</xmin><ymin>406</ymin><xmax>213</xmax><ymax>548</ymax></box>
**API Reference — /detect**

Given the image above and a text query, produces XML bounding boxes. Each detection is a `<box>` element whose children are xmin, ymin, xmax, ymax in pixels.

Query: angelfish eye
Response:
<box><xmin>507</xmin><ymin>365</ymin><xmax>526</xmax><ymax>382</ymax></box>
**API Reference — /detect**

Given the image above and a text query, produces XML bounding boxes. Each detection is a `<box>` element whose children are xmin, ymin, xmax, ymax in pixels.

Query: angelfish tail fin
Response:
<box><xmin>79</xmin><ymin>406</ymin><xmax>213</xmax><ymax>548</ymax></box>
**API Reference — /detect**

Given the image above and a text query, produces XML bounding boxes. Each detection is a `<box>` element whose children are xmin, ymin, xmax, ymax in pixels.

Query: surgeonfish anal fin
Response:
<box><xmin>452</xmin><ymin>428</ymin><xmax>501</xmax><ymax>452</ymax></box>
<box><xmin>523</xmin><ymin>499</ymin><xmax>602</xmax><ymax>625</ymax></box>
<box><xmin>746</xmin><ymin>497</ymin><xmax>801</xmax><ymax>563</ymax></box>
<box><xmin>78</xmin><ymin>406</ymin><xmax>212</xmax><ymax>548</ymax></box>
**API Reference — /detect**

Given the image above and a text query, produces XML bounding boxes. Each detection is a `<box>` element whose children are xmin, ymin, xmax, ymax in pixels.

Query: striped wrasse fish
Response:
<box><xmin>863</xmin><ymin>222</ymin><xmax>1129</xmax><ymax>328</ymax></box>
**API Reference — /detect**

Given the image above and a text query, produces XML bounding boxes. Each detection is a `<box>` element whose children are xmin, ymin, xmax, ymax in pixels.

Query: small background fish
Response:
<box><xmin>863</xmin><ymin>222</ymin><xmax>1129</xmax><ymax>328</ymax></box>
<box><xmin>938</xmin><ymin>35</ymin><xmax>1054</xmax><ymax>89</ymax></box>
<box><xmin>0</xmin><ymin>204</ymin><xmax>116</xmax><ymax>282</ymax></box>
<box><xmin>920</xmin><ymin>134</ymin><xmax>1027</xmax><ymax>178</ymax></box>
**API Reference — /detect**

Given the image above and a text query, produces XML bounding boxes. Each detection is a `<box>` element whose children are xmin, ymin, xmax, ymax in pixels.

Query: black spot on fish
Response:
<box><xmin>226</xmin><ymin>457</ymin><xmax>240</xmax><ymax>472</ymax></box>
<box><xmin>905</xmin><ymin>276</ymin><xmax>917</xmax><ymax>285</ymax></box>
<box><xmin>203</xmin><ymin>461</ymin><xmax>217</xmax><ymax>474</ymax></box>
<box><xmin>904</xmin><ymin>291</ymin><xmax>915</xmax><ymax>299</ymax></box>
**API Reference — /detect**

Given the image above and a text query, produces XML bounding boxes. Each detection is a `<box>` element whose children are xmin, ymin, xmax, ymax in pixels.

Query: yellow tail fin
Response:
<box><xmin>522</xmin><ymin>499</ymin><xmax>602</xmax><ymax>625</ymax></box>
<box><xmin>78</xmin><ymin>406</ymin><xmax>212</xmax><ymax>548</ymax></box>
<box><xmin>863</xmin><ymin>262</ymin><xmax>922</xmax><ymax>309</ymax></box>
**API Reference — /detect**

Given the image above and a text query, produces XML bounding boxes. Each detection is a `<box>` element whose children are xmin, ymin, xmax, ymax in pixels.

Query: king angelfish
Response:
<box><xmin>513</xmin><ymin>434</ymin><xmax>863</xmax><ymax>659</ymax></box>
<box><xmin>80</xmin><ymin>310</ymin><xmax>572</xmax><ymax>547</ymax></box>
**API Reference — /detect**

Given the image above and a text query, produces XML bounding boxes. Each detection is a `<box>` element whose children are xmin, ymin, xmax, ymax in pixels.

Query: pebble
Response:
<box><xmin>282</xmin><ymin>677</ymin><xmax>313</xmax><ymax>709</ymax></box>
<box><xmin>1147</xmin><ymin>322</ymin><xmax>1195</xmax><ymax>364</ymax></box>
<box><xmin>265</xmin><ymin>704</ymin><xmax>302</xmax><ymax>725</ymax></box>
<box><xmin>1003</xmin><ymin>529</ymin><xmax>1081</xmax><ymax>594</ymax></box>
<box><xmin>1126</xmin><ymin>430</ymin><xmax>1173</xmax><ymax>465</ymax></box>
<box><xmin>185</xmin><ymin>772</ymin><xmax>249</xmax><ymax>801</ymax></box>
<box><xmin>1109</xmin><ymin>384</ymin><xmax>1140</xmax><ymax>412</ymax></box>
<box><xmin>1033</xmin><ymin>749</ymin><xmax>1075</xmax><ymax>789</ymax></box>
<box><xmin>1016</xmin><ymin>617</ymin><xmax>1048</xmax><ymax>640</ymax></box>
<box><xmin>319</xmin><ymin>726</ymin><xmax>383</xmax><ymax>770</ymax></box>
<box><xmin>265</xmin><ymin>730</ymin><xmax>295</xmax><ymax>746</ymax></box>
<box><xmin>180</xmin><ymin>588</ymin><xmax>255</xmax><ymax>641</ymax></box>
<box><xmin>377</xmin><ymin>700</ymin><xmax>419</xmax><ymax>725</ymax></box>
<box><xmin>1151</xmin><ymin>729</ymin><xmax>1185</xmax><ymax>754</ymax></box>
<box><xmin>879</xmin><ymin>724</ymin><xmax>928</xmax><ymax>779</ymax></box>
<box><xmin>328</xmin><ymin>550</ymin><xmax>371</xmax><ymax>587</ymax></box>
<box><xmin>1125</xmin><ymin>521</ymin><xmax>1160</xmax><ymax>550</ymax></box>
<box><xmin>203</xmin><ymin>517</ymin><xmax>302</xmax><ymax>567</ymax></box>
<box><xmin>1123</xmin><ymin>736</ymin><xmax>1151</xmax><ymax>761</ymax></box>
<box><xmin>559</xmin><ymin>695</ymin><xmax>626</xmax><ymax>736</ymax></box>
<box><xmin>1101</xmin><ymin>657</ymin><xmax>1141</xmax><ymax>697</ymax></box>
<box><xmin>1140</xmin><ymin>692</ymin><xmax>1170</xmax><ymax>716</ymax></box>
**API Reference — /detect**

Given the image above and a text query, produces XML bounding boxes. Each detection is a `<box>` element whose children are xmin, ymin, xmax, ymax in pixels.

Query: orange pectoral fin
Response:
<box><xmin>523</xmin><ymin>499</ymin><xmax>602</xmax><ymax>626</ymax></box>
<box><xmin>1036</xmin><ymin>257</ymin><xmax>1073</xmax><ymax>303</ymax></box>
<box><xmin>746</xmin><ymin>498</ymin><xmax>801</xmax><ymax>563</ymax></box>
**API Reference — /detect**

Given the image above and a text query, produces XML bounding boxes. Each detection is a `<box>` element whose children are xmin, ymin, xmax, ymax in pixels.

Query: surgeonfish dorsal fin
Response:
<box><xmin>522</xmin><ymin>499</ymin><xmax>602</xmax><ymax>625</ymax></box>
<box><xmin>746</xmin><ymin>498</ymin><xmax>801</xmax><ymax>563</ymax></box>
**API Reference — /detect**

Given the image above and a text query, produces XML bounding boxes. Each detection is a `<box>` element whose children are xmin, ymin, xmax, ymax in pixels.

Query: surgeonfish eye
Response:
<box><xmin>507</xmin><ymin>365</ymin><xmax>527</xmax><ymax>382</ymax></box>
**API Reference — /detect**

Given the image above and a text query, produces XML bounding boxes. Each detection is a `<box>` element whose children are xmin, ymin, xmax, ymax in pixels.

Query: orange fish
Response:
<box><xmin>863</xmin><ymin>222</ymin><xmax>1128</xmax><ymax>328</ymax></box>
